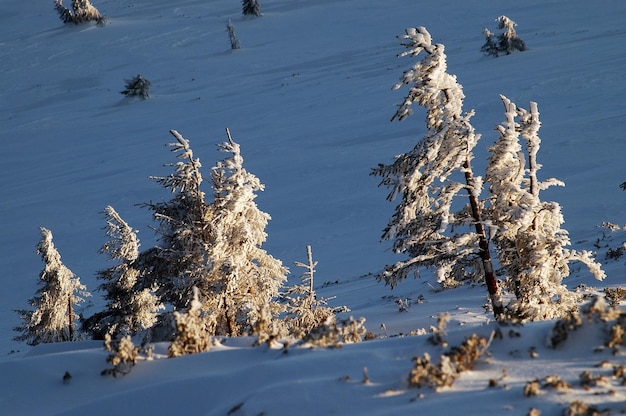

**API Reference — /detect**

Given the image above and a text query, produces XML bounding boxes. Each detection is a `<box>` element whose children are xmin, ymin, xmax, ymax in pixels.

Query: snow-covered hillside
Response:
<box><xmin>1</xmin><ymin>1</ymin><xmax>626</xmax><ymax>414</ymax></box>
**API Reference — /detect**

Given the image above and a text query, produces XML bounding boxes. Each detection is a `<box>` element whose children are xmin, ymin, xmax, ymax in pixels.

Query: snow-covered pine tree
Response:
<box><xmin>142</xmin><ymin>130</ymin><xmax>214</xmax><ymax>313</ymax></box>
<box><xmin>242</xmin><ymin>0</ymin><xmax>262</xmax><ymax>17</ymax></box>
<box><xmin>486</xmin><ymin>96</ymin><xmax>605</xmax><ymax>320</ymax></box>
<box><xmin>14</xmin><ymin>228</ymin><xmax>90</xmax><ymax>345</ymax></box>
<box><xmin>87</xmin><ymin>206</ymin><xmax>162</xmax><ymax>339</ymax></box>
<box><xmin>371</xmin><ymin>27</ymin><xmax>503</xmax><ymax>317</ymax></box>
<box><xmin>205</xmin><ymin>129</ymin><xmax>288</xmax><ymax>336</ymax></box>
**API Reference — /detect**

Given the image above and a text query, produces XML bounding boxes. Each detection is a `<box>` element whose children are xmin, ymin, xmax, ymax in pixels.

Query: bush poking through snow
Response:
<box><xmin>168</xmin><ymin>288</ymin><xmax>213</xmax><ymax>357</ymax></box>
<box><xmin>102</xmin><ymin>334</ymin><xmax>139</xmax><ymax>377</ymax></box>
<box><xmin>481</xmin><ymin>15</ymin><xmax>526</xmax><ymax>57</ymax></box>
<box><xmin>54</xmin><ymin>0</ymin><xmax>105</xmax><ymax>25</ymax></box>
<box><xmin>121</xmin><ymin>75</ymin><xmax>151</xmax><ymax>100</ymax></box>
<box><xmin>301</xmin><ymin>316</ymin><xmax>366</xmax><ymax>347</ymax></box>
<box><xmin>242</xmin><ymin>0</ymin><xmax>262</xmax><ymax>17</ymax></box>
<box><xmin>409</xmin><ymin>333</ymin><xmax>491</xmax><ymax>391</ymax></box>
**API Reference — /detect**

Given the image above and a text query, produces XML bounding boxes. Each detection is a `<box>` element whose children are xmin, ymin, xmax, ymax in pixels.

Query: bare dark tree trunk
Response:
<box><xmin>464</xmin><ymin>158</ymin><xmax>504</xmax><ymax>318</ymax></box>
<box><xmin>68</xmin><ymin>294</ymin><xmax>74</xmax><ymax>341</ymax></box>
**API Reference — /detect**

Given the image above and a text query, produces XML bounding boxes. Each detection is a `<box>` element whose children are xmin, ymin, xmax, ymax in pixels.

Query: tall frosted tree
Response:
<box><xmin>204</xmin><ymin>129</ymin><xmax>288</xmax><ymax>336</ymax></box>
<box><xmin>88</xmin><ymin>206</ymin><xmax>162</xmax><ymax>339</ymax></box>
<box><xmin>143</xmin><ymin>130</ymin><xmax>214</xmax><ymax>312</ymax></box>
<box><xmin>14</xmin><ymin>228</ymin><xmax>90</xmax><ymax>345</ymax></box>
<box><xmin>372</xmin><ymin>27</ymin><xmax>503</xmax><ymax>317</ymax></box>
<box><xmin>486</xmin><ymin>96</ymin><xmax>605</xmax><ymax>320</ymax></box>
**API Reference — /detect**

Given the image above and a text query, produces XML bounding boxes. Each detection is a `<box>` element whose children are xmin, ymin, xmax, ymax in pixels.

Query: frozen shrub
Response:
<box><xmin>301</xmin><ymin>316</ymin><xmax>366</xmax><ymax>347</ymax></box>
<box><xmin>168</xmin><ymin>288</ymin><xmax>213</xmax><ymax>357</ymax></box>
<box><xmin>481</xmin><ymin>15</ymin><xmax>526</xmax><ymax>57</ymax></box>
<box><xmin>54</xmin><ymin>0</ymin><xmax>105</xmax><ymax>25</ymax></box>
<box><xmin>409</xmin><ymin>333</ymin><xmax>490</xmax><ymax>391</ymax></box>
<box><xmin>121</xmin><ymin>74</ymin><xmax>151</xmax><ymax>100</ymax></box>
<box><xmin>101</xmin><ymin>334</ymin><xmax>139</xmax><ymax>377</ymax></box>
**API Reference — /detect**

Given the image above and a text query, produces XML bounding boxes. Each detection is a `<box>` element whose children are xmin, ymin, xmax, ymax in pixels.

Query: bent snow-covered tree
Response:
<box><xmin>486</xmin><ymin>96</ymin><xmax>605</xmax><ymax>320</ymax></box>
<box><xmin>14</xmin><ymin>228</ymin><xmax>90</xmax><ymax>345</ymax></box>
<box><xmin>87</xmin><ymin>206</ymin><xmax>162</xmax><ymax>339</ymax></box>
<box><xmin>372</xmin><ymin>27</ymin><xmax>503</xmax><ymax>317</ymax></box>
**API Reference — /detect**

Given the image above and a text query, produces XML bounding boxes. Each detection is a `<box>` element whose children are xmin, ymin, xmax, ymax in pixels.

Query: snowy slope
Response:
<box><xmin>1</xmin><ymin>0</ymin><xmax>626</xmax><ymax>414</ymax></box>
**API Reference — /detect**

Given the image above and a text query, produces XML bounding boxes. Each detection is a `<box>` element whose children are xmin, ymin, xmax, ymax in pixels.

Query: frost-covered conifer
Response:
<box><xmin>372</xmin><ymin>27</ymin><xmax>503</xmax><ymax>317</ymax></box>
<box><xmin>14</xmin><ymin>228</ymin><xmax>90</xmax><ymax>345</ymax></box>
<box><xmin>143</xmin><ymin>130</ymin><xmax>214</xmax><ymax>312</ymax></box>
<box><xmin>205</xmin><ymin>129</ymin><xmax>288</xmax><ymax>335</ymax></box>
<box><xmin>242</xmin><ymin>0</ymin><xmax>262</xmax><ymax>17</ymax></box>
<box><xmin>87</xmin><ymin>206</ymin><xmax>162</xmax><ymax>339</ymax></box>
<box><xmin>54</xmin><ymin>0</ymin><xmax>104</xmax><ymax>25</ymax></box>
<box><xmin>486</xmin><ymin>96</ymin><xmax>605</xmax><ymax>320</ymax></box>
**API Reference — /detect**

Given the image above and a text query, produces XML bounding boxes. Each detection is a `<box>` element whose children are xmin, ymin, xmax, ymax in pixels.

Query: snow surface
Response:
<box><xmin>1</xmin><ymin>0</ymin><xmax>626</xmax><ymax>414</ymax></box>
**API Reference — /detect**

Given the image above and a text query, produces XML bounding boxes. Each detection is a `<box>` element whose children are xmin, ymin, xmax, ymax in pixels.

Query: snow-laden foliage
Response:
<box><xmin>486</xmin><ymin>96</ymin><xmax>605</xmax><ymax>320</ymax></box>
<box><xmin>86</xmin><ymin>206</ymin><xmax>162</xmax><ymax>339</ymax></box>
<box><xmin>242</xmin><ymin>0</ymin><xmax>262</xmax><ymax>17</ymax></box>
<box><xmin>168</xmin><ymin>287</ymin><xmax>213</xmax><ymax>357</ymax></box>
<box><xmin>372</xmin><ymin>27</ymin><xmax>502</xmax><ymax>316</ymax></box>
<box><xmin>143</xmin><ymin>130</ymin><xmax>213</xmax><ymax>312</ymax></box>
<box><xmin>54</xmin><ymin>0</ymin><xmax>104</xmax><ymax>25</ymax></box>
<box><xmin>14</xmin><ymin>228</ymin><xmax>90</xmax><ymax>345</ymax></box>
<box><xmin>481</xmin><ymin>16</ymin><xmax>526</xmax><ymax>57</ymax></box>
<box><xmin>102</xmin><ymin>333</ymin><xmax>140</xmax><ymax>377</ymax></box>
<box><xmin>205</xmin><ymin>129</ymin><xmax>288</xmax><ymax>336</ymax></box>
<box><xmin>143</xmin><ymin>129</ymin><xmax>287</xmax><ymax>337</ymax></box>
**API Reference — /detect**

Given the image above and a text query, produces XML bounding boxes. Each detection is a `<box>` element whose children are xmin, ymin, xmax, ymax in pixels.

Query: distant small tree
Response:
<box><xmin>372</xmin><ymin>27</ymin><xmax>503</xmax><ymax>318</ymax></box>
<box><xmin>227</xmin><ymin>20</ymin><xmax>241</xmax><ymax>50</ymax></box>
<box><xmin>121</xmin><ymin>74</ymin><xmax>151</xmax><ymax>100</ymax></box>
<box><xmin>283</xmin><ymin>246</ymin><xmax>337</xmax><ymax>338</ymax></box>
<box><xmin>54</xmin><ymin>0</ymin><xmax>104</xmax><ymax>25</ymax></box>
<box><xmin>14</xmin><ymin>228</ymin><xmax>91</xmax><ymax>345</ymax></box>
<box><xmin>86</xmin><ymin>206</ymin><xmax>162</xmax><ymax>339</ymax></box>
<box><xmin>481</xmin><ymin>16</ymin><xmax>526</xmax><ymax>57</ymax></box>
<box><xmin>486</xmin><ymin>96</ymin><xmax>605</xmax><ymax>320</ymax></box>
<box><xmin>242</xmin><ymin>0</ymin><xmax>262</xmax><ymax>17</ymax></box>
<box><xmin>142</xmin><ymin>130</ymin><xmax>214</xmax><ymax>312</ymax></box>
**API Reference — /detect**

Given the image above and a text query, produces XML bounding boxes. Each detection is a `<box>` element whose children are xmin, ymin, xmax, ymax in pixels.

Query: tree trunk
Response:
<box><xmin>463</xmin><ymin>159</ymin><xmax>504</xmax><ymax>319</ymax></box>
<box><xmin>68</xmin><ymin>294</ymin><xmax>74</xmax><ymax>341</ymax></box>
